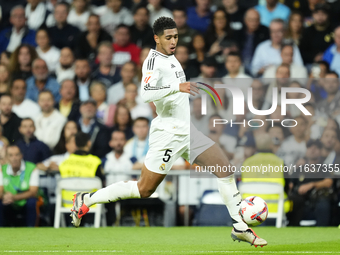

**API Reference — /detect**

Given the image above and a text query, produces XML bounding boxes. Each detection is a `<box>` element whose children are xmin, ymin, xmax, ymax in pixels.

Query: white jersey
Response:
<box><xmin>141</xmin><ymin>49</ymin><xmax>190</xmax><ymax>135</ymax></box>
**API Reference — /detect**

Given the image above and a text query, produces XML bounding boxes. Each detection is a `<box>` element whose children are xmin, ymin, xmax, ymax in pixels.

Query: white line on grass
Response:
<box><xmin>3</xmin><ymin>251</ymin><xmax>340</xmax><ymax>254</ymax></box>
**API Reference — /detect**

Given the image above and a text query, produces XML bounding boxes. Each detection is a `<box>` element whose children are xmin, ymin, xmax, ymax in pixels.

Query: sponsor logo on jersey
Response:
<box><xmin>159</xmin><ymin>164</ymin><xmax>166</xmax><ymax>171</ymax></box>
<box><xmin>144</xmin><ymin>76</ymin><xmax>151</xmax><ymax>83</ymax></box>
<box><xmin>171</xmin><ymin>64</ymin><xmax>176</xmax><ymax>68</ymax></box>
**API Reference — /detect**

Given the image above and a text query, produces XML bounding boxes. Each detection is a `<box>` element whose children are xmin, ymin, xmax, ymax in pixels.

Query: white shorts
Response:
<box><xmin>144</xmin><ymin>125</ymin><xmax>215</xmax><ymax>174</ymax></box>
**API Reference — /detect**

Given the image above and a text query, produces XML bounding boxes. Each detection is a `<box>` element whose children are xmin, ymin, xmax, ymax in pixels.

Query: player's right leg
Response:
<box><xmin>70</xmin><ymin>164</ymin><xmax>166</xmax><ymax>227</ymax></box>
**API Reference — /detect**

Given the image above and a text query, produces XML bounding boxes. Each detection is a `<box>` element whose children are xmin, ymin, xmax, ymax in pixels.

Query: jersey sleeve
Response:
<box><xmin>141</xmin><ymin>57</ymin><xmax>180</xmax><ymax>103</ymax></box>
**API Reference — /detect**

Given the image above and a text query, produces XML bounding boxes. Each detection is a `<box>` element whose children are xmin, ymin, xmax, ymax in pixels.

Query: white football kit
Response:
<box><xmin>141</xmin><ymin>49</ymin><xmax>214</xmax><ymax>174</ymax></box>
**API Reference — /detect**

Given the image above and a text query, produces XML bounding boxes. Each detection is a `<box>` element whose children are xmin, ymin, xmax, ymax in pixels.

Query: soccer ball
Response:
<box><xmin>239</xmin><ymin>196</ymin><xmax>268</xmax><ymax>227</ymax></box>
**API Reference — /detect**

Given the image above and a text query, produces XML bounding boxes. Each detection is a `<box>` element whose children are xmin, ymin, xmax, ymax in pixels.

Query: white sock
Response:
<box><xmin>84</xmin><ymin>181</ymin><xmax>141</xmax><ymax>207</ymax></box>
<box><xmin>217</xmin><ymin>174</ymin><xmax>248</xmax><ymax>231</ymax></box>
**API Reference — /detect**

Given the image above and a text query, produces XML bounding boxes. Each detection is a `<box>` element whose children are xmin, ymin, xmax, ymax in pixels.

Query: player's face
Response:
<box><xmin>155</xmin><ymin>28</ymin><xmax>178</xmax><ymax>56</ymax></box>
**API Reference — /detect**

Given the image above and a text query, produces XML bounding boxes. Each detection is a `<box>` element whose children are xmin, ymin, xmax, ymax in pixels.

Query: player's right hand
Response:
<box><xmin>179</xmin><ymin>82</ymin><xmax>200</xmax><ymax>96</ymax></box>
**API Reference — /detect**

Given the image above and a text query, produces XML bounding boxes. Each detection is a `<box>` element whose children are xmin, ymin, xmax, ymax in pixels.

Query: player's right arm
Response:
<box><xmin>141</xmin><ymin>59</ymin><xmax>199</xmax><ymax>103</ymax></box>
<box><xmin>141</xmin><ymin>65</ymin><xmax>180</xmax><ymax>103</ymax></box>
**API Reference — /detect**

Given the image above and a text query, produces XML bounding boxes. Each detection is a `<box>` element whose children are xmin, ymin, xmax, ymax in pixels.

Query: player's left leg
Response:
<box><xmin>194</xmin><ymin>143</ymin><xmax>267</xmax><ymax>247</ymax></box>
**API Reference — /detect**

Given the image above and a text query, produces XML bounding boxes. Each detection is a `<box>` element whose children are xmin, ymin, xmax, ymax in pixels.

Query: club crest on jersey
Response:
<box><xmin>159</xmin><ymin>163</ymin><xmax>166</xmax><ymax>171</ymax></box>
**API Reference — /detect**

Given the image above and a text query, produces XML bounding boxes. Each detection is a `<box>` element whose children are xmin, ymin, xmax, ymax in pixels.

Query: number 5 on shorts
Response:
<box><xmin>163</xmin><ymin>149</ymin><xmax>172</xmax><ymax>162</ymax></box>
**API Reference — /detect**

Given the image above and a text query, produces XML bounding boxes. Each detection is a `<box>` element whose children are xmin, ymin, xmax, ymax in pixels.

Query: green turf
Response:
<box><xmin>0</xmin><ymin>227</ymin><xmax>339</xmax><ymax>255</ymax></box>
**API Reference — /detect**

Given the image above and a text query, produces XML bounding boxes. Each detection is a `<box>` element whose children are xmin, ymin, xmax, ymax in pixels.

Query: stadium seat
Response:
<box><xmin>54</xmin><ymin>177</ymin><xmax>106</xmax><ymax>228</ymax></box>
<box><xmin>238</xmin><ymin>182</ymin><xmax>286</xmax><ymax>228</ymax></box>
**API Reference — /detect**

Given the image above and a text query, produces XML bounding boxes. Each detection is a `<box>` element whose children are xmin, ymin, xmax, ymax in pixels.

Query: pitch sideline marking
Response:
<box><xmin>2</xmin><ymin>251</ymin><xmax>340</xmax><ymax>254</ymax></box>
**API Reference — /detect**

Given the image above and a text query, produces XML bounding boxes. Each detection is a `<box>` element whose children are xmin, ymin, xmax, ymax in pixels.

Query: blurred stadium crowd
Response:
<box><xmin>0</xmin><ymin>0</ymin><xmax>340</xmax><ymax>227</ymax></box>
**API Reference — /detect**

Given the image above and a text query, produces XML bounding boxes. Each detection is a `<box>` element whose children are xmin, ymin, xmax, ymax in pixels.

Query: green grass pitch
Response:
<box><xmin>0</xmin><ymin>227</ymin><xmax>339</xmax><ymax>255</ymax></box>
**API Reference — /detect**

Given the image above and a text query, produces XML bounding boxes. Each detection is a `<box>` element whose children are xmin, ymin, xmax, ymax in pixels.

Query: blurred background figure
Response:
<box><xmin>35</xmin><ymin>91</ymin><xmax>66</xmax><ymax>149</ymax></box>
<box><xmin>0</xmin><ymin>145</ymin><xmax>39</xmax><ymax>227</ymax></box>
<box><xmin>35</xmin><ymin>28</ymin><xmax>60</xmax><ymax>74</ymax></box>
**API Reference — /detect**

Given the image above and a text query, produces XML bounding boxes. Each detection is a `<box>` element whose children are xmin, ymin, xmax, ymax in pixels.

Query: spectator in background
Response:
<box><xmin>100</xmin><ymin>0</ymin><xmax>133</xmax><ymax>36</ymax></box>
<box><xmin>242</xmin><ymin>10</ymin><xmax>266</xmax><ymax>73</ymax></box>
<box><xmin>204</xmin><ymin>8</ymin><xmax>235</xmax><ymax>58</ymax></box>
<box><xmin>0</xmin><ymin>0</ymin><xmax>26</xmax><ymax>30</ymax></box>
<box><xmin>48</xmin><ymin>2</ymin><xmax>80</xmax><ymax>50</ymax></box>
<box><xmin>35</xmin><ymin>28</ymin><xmax>61</xmax><ymax>74</ymax></box>
<box><xmin>26</xmin><ymin>59</ymin><xmax>61</xmax><ymax>102</ymax></box>
<box><xmin>25</xmin><ymin>0</ymin><xmax>50</xmax><ymax>30</ymax></box>
<box><xmin>254</xmin><ymin>0</ymin><xmax>291</xmax><ymax>27</ymax></box>
<box><xmin>209</xmin><ymin>114</ymin><xmax>237</xmax><ymax>160</ymax></box>
<box><xmin>198</xmin><ymin>57</ymin><xmax>218</xmax><ymax>79</ymax></box>
<box><xmin>316</xmin><ymin>72</ymin><xmax>340</xmax><ymax>119</ymax></box>
<box><xmin>75</xmin><ymin>14</ymin><xmax>112</xmax><ymax>64</ymax></box>
<box><xmin>0</xmin><ymin>126</ymin><xmax>9</xmax><ymax>165</ymax></box>
<box><xmin>9</xmin><ymin>44</ymin><xmax>38</xmax><ymax>80</ymax></box>
<box><xmin>102</xmin><ymin>130</ymin><xmax>132</xmax><ymax>226</ymax></box>
<box><xmin>0</xmin><ymin>6</ymin><xmax>37</xmax><ymax>53</ymax></box>
<box><xmin>119</xmin><ymin>83</ymin><xmax>152</xmax><ymax>120</ymax></box>
<box><xmin>277</xmin><ymin>115</ymin><xmax>307</xmax><ymax>166</ymax></box>
<box><xmin>0</xmin><ymin>145</ymin><xmax>39</xmax><ymax>227</ymax></box>
<box><xmin>265</xmin><ymin>63</ymin><xmax>291</xmax><ymax>104</ymax></box>
<box><xmin>35</xmin><ymin>91</ymin><xmax>67</xmax><ymax>149</ymax></box>
<box><xmin>103</xmin><ymin>130</ymin><xmax>132</xmax><ymax>186</ymax></box>
<box><xmin>11</xmin><ymin>79</ymin><xmax>41</xmax><ymax>119</ymax></box>
<box><xmin>222</xmin><ymin>0</ymin><xmax>246</xmax><ymax>31</ymax></box>
<box><xmin>251</xmin><ymin>19</ymin><xmax>303</xmax><ymax>77</ymax></box>
<box><xmin>67</xmin><ymin>0</ymin><xmax>91</xmax><ymax>32</ymax></box>
<box><xmin>108</xmin><ymin>61</ymin><xmax>138</xmax><ymax>105</ymax></box>
<box><xmin>124</xmin><ymin>117</ymin><xmax>150</xmax><ymax>170</ymax></box>
<box><xmin>37</xmin><ymin>134</ymin><xmax>76</xmax><ymax>172</ymax></box>
<box><xmin>16</xmin><ymin>118</ymin><xmax>51</xmax><ymax>164</ymax></box>
<box><xmin>53</xmin><ymin>120</ymin><xmax>79</xmax><ymax>155</ymax></box>
<box><xmin>323</xmin><ymin>26</ymin><xmax>340</xmax><ymax>76</ymax></box>
<box><xmin>288</xmin><ymin>139</ymin><xmax>333</xmax><ymax>226</ymax></box>
<box><xmin>130</xmin><ymin>5</ymin><xmax>155</xmax><ymax>49</ymax></box>
<box><xmin>187</xmin><ymin>0</ymin><xmax>212</xmax><ymax>34</ymax></box>
<box><xmin>92</xmin><ymin>42</ymin><xmax>121</xmax><ymax>88</ymax></box>
<box><xmin>74</xmin><ymin>59</ymin><xmax>92</xmax><ymax>102</ymax></box>
<box><xmin>189</xmin><ymin>34</ymin><xmax>207</xmax><ymax>64</ymax></box>
<box><xmin>0</xmin><ymin>94</ymin><xmax>22</xmax><ymax>144</ymax></box>
<box><xmin>112</xmin><ymin>25</ymin><xmax>141</xmax><ymax>66</ymax></box>
<box><xmin>320</xmin><ymin>128</ymin><xmax>338</xmax><ymax>164</ymax></box>
<box><xmin>55</xmin><ymin>79</ymin><xmax>81</xmax><ymax>122</ymax></box>
<box><xmin>147</xmin><ymin>0</ymin><xmax>173</xmax><ymax>26</ymax></box>
<box><xmin>55</xmin><ymin>47</ymin><xmax>76</xmax><ymax>83</ymax></box>
<box><xmin>299</xmin><ymin>4</ymin><xmax>334</xmax><ymax>66</ymax></box>
<box><xmin>222</xmin><ymin>52</ymin><xmax>253</xmax><ymax>96</ymax></box>
<box><xmin>0</xmin><ymin>64</ymin><xmax>10</xmax><ymax>96</ymax></box>
<box><xmin>263</xmin><ymin>43</ymin><xmax>308</xmax><ymax>79</ymax></box>
<box><xmin>111</xmin><ymin>104</ymin><xmax>134</xmax><ymax>141</ymax></box>
<box><xmin>173</xmin><ymin>7</ymin><xmax>196</xmax><ymax>49</ymax></box>
<box><xmin>175</xmin><ymin>45</ymin><xmax>200</xmax><ymax>80</ymax></box>
<box><xmin>78</xmin><ymin>99</ymin><xmax>111</xmax><ymax>158</ymax></box>
<box><xmin>307</xmin><ymin>61</ymin><xmax>330</xmax><ymax>102</ymax></box>
<box><xmin>284</xmin><ymin>11</ymin><xmax>304</xmax><ymax>46</ymax></box>
<box><xmin>89</xmin><ymin>81</ymin><xmax>115</xmax><ymax>127</ymax></box>
<box><xmin>0</xmin><ymin>51</ymin><xmax>11</xmax><ymax>67</ymax></box>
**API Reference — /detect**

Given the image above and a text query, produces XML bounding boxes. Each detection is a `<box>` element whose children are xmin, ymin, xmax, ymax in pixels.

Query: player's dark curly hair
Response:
<box><xmin>153</xmin><ymin>16</ymin><xmax>177</xmax><ymax>36</ymax></box>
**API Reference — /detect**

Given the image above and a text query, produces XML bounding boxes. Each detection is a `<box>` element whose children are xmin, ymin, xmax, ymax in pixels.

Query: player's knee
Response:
<box><xmin>138</xmin><ymin>186</ymin><xmax>156</xmax><ymax>198</ymax></box>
